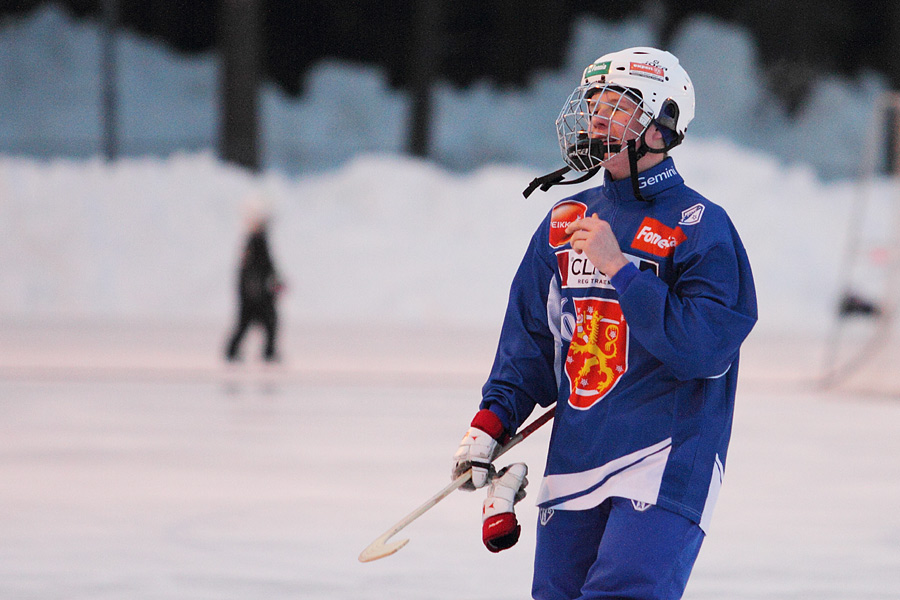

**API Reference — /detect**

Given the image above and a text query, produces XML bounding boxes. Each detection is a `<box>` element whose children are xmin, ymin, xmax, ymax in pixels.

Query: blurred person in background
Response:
<box><xmin>451</xmin><ymin>47</ymin><xmax>757</xmax><ymax>600</ymax></box>
<box><xmin>225</xmin><ymin>217</ymin><xmax>284</xmax><ymax>363</ymax></box>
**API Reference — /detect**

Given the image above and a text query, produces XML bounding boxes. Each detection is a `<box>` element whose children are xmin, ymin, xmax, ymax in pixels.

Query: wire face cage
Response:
<box><xmin>556</xmin><ymin>84</ymin><xmax>652</xmax><ymax>172</ymax></box>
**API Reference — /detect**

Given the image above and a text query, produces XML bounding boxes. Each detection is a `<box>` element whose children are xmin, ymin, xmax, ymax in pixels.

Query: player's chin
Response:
<box><xmin>603</xmin><ymin>144</ymin><xmax>630</xmax><ymax>160</ymax></box>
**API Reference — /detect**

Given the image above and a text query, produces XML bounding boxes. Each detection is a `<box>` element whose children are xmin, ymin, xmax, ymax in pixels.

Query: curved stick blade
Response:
<box><xmin>358</xmin><ymin>475</ymin><xmax>468</xmax><ymax>563</ymax></box>
<box><xmin>358</xmin><ymin>534</ymin><xmax>410</xmax><ymax>563</ymax></box>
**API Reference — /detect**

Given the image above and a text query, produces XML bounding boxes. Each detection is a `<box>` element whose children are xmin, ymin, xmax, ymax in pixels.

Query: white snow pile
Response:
<box><xmin>0</xmin><ymin>139</ymin><xmax>885</xmax><ymax>340</ymax></box>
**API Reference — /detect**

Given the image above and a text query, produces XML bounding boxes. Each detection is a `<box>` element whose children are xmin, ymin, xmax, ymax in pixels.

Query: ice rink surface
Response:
<box><xmin>2</xmin><ymin>321</ymin><xmax>900</xmax><ymax>599</ymax></box>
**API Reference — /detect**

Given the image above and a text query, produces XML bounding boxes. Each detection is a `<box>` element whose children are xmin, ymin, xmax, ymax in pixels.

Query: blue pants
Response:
<box><xmin>532</xmin><ymin>497</ymin><xmax>704</xmax><ymax>600</ymax></box>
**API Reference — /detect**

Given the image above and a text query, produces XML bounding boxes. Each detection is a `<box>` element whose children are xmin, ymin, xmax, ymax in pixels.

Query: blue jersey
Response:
<box><xmin>481</xmin><ymin>158</ymin><xmax>757</xmax><ymax>531</ymax></box>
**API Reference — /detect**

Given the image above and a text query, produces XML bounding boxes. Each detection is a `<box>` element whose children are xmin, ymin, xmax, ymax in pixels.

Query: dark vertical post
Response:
<box><xmin>407</xmin><ymin>0</ymin><xmax>444</xmax><ymax>158</ymax></box>
<box><xmin>220</xmin><ymin>0</ymin><xmax>261</xmax><ymax>171</ymax></box>
<box><xmin>884</xmin><ymin>102</ymin><xmax>898</xmax><ymax>176</ymax></box>
<box><xmin>100</xmin><ymin>0</ymin><xmax>119</xmax><ymax>160</ymax></box>
<box><xmin>642</xmin><ymin>0</ymin><xmax>670</xmax><ymax>47</ymax></box>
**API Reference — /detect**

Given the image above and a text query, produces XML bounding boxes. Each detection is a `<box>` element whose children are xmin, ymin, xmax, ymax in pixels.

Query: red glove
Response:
<box><xmin>482</xmin><ymin>462</ymin><xmax>528</xmax><ymax>552</ymax></box>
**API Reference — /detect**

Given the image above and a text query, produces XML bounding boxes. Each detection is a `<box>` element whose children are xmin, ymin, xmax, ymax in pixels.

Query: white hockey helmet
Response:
<box><xmin>556</xmin><ymin>47</ymin><xmax>695</xmax><ymax>172</ymax></box>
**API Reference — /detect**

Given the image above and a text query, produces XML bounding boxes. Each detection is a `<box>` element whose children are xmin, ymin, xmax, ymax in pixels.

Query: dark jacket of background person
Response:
<box><xmin>226</xmin><ymin>224</ymin><xmax>282</xmax><ymax>361</ymax></box>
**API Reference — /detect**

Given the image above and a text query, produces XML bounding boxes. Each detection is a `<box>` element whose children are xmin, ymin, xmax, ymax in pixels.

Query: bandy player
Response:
<box><xmin>452</xmin><ymin>47</ymin><xmax>757</xmax><ymax>600</ymax></box>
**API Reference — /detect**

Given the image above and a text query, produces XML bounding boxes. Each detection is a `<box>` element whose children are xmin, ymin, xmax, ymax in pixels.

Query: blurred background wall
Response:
<box><xmin>1</xmin><ymin>0</ymin><xmax>898</xmax><ymax>179</ymax></box>
<box><xmin>5</xmin><ymin>0</ymin><xmax>899</xmax><ymax>109</ymax></box>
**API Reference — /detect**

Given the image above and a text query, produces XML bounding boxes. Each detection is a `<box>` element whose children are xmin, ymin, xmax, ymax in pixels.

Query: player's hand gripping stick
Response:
<box><xmin>358</xmin><ymin>407</ymin><xmax>555</xmax><ymax>562</ymax></box>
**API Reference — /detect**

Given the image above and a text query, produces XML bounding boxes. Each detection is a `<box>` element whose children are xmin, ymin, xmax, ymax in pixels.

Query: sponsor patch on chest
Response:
<box><xmin>549</xmin><ymin>200</ymin><xmax>587</xmax><ymax>248</ymax></box>
<box><xmin>556</xmin><ymin>250</ymin><xmax>659</xmax><ymax>289</ymax></box>
<box><xmin>631</xmin><ymin>217</ymin><xmax>687</xmax><ymax>258</ymax></box>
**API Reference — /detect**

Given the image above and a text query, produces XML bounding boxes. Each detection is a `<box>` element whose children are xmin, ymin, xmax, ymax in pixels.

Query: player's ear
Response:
<box><xmin>644</xmin><ymin>123</ymin><xmax>666</xmax><ymax>150</ymax></box>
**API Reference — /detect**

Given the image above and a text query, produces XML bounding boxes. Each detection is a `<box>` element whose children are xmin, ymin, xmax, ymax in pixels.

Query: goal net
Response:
<box><xmin>821</xmin><ymin>91</ymin><xmax>900</xmax><ymax>396</ymax></box>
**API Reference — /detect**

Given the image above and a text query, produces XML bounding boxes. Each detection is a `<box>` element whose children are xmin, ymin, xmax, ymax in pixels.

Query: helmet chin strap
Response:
<box><xmin>522</xmin><ymin>165</ymin><xmax>601</xmax><ymax>198</ymax></box>
<box><xmin>626</xmin><ymin>138</ymin><xmax>648</xmax><ymax>202</ymax></box>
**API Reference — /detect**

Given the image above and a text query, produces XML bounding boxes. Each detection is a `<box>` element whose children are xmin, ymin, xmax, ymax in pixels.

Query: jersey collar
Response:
<box><xmin>603</xmin><ymin>157</ymin><xmax>683</xmax><ymax>202</ymax></box>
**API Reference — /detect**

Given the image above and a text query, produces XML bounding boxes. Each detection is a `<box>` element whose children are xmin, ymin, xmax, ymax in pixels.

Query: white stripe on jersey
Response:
<box><xmin>536</xmin><ymin>438</ymin><xmax>672</xmax><ymax>510</ymax></box>
<box><xmin>699</xmin><ymin>453</ymin><xmax>724</xmax><ymax>533</ymax></box>
<box><xmin>547</xmin><ymin>275</ymin><xmax>563</xmax><ymax>390</ymax></box>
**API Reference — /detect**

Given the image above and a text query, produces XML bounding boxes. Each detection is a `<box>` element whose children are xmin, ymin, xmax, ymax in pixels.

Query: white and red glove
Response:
<box><xmin>452</xmin><ymin>409</ymin><xmax>506</xmax><ymax>490</ymax></box>
<box><xmin>482</xmin><ymin>462</ymin><xmax>528</xmax><ymax>552</ymax></box>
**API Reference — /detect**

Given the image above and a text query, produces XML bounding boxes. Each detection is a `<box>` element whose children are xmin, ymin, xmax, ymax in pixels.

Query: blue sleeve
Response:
<box><xmin>612</xmin><ymin>235</ymin><xmax>757</xmax><ymax>381</ymax></box>
<box><xmin>480</xmin><ymin>230</ymin><xmax>558</xmax><ymax>432</ymax></box>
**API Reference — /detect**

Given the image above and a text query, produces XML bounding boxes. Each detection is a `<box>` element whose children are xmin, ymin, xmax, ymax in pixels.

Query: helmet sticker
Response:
<box><xmin>629</xmin><ymin>62</ymin><xmax>665</xmax><ymax>82</ymax></box>
<box><xmin>584</xmin><ymin>61</ymin><xmax>611</xmax><ymax>79</ymax></box>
